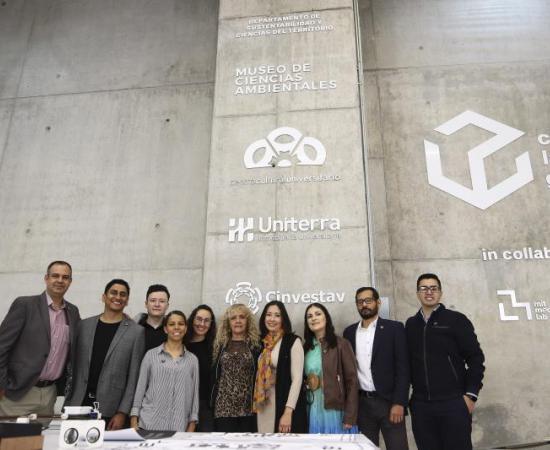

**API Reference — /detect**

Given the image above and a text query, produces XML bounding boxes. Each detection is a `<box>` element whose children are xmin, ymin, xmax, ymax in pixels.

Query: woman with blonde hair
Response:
<box><xmin>211</xmin><ymin>303</ymin><xmax>261</xmax><ymax>432</ymax></box>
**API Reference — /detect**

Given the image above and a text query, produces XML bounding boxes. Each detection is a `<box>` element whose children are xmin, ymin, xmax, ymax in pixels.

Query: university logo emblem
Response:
<box><xmin>424</xmin><ymin>111</ymin><xmax>533</xmax><ymax>210</ymax></box>
<box><xmin>225</xmin><ymin>282</ymin><xmax>262</xmax><ymax>314</ymax></box>
<box><xmin>228</xmin><ymin>217</ymin><xmax>254</xmax><ymax>242</ymax></box>
<box><xmin>244</xmin><ymin>126</ymin><xmax>326</xmax><ymax>168</ymax></box>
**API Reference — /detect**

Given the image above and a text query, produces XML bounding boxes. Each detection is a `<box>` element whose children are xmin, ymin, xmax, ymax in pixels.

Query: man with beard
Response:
<box><xmin>343</xmin><ymin>287</ymin><xmax>409</xmax><ymax>450</ymax></box>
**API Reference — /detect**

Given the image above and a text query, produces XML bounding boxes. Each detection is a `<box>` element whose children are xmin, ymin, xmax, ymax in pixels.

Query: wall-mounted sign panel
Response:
<box><xmin>203</xmin><ymin>0</ymin><xmax>370</xmax><ymax>331</ymax></box>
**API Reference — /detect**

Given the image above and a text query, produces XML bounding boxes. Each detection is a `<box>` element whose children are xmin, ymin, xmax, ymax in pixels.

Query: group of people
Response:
<box><xmin>0</xmin><ymin>260</ymin><xmax>485</xmax><ymax>450</ymax></box>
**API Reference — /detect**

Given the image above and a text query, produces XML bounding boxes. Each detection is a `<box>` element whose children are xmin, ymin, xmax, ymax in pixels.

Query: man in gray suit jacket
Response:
<box><xmin>0</xmin><ymin>261</ymin><xmax>80</xmax><ymax>417</ymax></box>
<box><xmin>64</xmin><ymin>279</ymin><xmax>144</xmax><ymax>430</ymax></box>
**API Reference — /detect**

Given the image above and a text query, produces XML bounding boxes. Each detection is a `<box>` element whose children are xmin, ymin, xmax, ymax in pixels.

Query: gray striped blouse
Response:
<box><xmin>131</xmin><ymin>344</ymin><xmax>199</xmax><ymax>431</ymax></box>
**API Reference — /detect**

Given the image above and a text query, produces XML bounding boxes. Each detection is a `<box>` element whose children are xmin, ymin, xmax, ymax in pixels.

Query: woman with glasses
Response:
<box><xmin>304</xmin><ymin>303</ymin><xmax>359</xmax><ymax>434</ymax></box>
<box><xmin>211</xmin><ymin>304</ymin><xmax>261</xmax><ymax>432</ymax></box>
<box><xmin>130</xmin><ymin>311</ymin><xmax>198</xmax><ymax>431</ymax></box>
<box><xmin>254</xmin><ymin>301</ymin><xmax>307</xmax><ymax>433</ymax></box>
<box><xmin>184</xmin><ymin>305</ymin><xmax>217</xmax><ymax>432</ymax></box>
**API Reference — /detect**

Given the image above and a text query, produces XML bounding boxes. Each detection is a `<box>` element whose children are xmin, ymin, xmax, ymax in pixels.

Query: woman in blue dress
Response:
<box><xmin>304</xmin><ymin>303</ymin><xmax>359</xmax><ymax>434</ymax></box>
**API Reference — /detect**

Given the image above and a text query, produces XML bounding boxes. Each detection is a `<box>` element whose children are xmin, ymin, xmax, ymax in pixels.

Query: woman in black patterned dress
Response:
<box><xmin>211</xmin><ymin>304</ymin><xmax>260</xmax><ymax>432</ymax></box>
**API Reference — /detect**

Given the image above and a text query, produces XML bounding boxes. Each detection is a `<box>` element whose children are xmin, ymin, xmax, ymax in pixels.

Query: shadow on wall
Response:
<box><xmin>474</xmin><ymin>402</ymin><xmax>550</xmax><ymax>449</ymax></box>
<box><xmin>484</xmin><ymin>442</ymin><xmax>550</xmax><ymax>449</ymax></box>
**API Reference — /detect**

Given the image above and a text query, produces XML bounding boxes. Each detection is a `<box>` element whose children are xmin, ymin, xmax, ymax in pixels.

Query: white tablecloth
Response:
<box><xmin>43</xmin><ymin>428</ymin><xmax>379</xmax><ymax>450</ymax></box>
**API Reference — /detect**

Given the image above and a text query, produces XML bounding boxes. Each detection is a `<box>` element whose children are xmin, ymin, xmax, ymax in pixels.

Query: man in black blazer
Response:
<box><xmin>344</xmin><ymin>287</ymin><xmax>409</xmax><ymax>450</ymax></box>
<box><xmin>0</xmin><ymin>261</ymin><xmax>80</xmax><ymax>417</ymax></box>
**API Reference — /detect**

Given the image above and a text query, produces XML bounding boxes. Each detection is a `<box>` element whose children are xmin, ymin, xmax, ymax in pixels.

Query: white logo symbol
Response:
<box><xmin>228</xmin><ymin>218</ymin><xmax>254</xmax><ymax>242</ymax></box>
<box><xmin>424</xmin><ymin>111</ymin><xmax>533</xmax><ymax>210</ymax></box>
<box><xmin>228</xmin><ymin>216</ymin><xmax>341</xmax><ymax>243</ymax></box>
<box><xmin>497</xmin><ymin>289</ymin><xmax>533</xmax><ymax>321</ymax></box>
<box><xmin>244</xmin><ymin>127</ymin><xmax>326</xmax><ymax>168</ymax></box>
<box><xmin>225</xmin><ymin>282</ymin><xmax>262</xmax><ymax>314</ymax></box>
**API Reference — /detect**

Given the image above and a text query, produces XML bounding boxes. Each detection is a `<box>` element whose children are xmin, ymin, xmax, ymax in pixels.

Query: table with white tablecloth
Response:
<box><xmin>42</xmin><ymin>427</ymin><xmax>379</xmax><ymax>450</ymax></box>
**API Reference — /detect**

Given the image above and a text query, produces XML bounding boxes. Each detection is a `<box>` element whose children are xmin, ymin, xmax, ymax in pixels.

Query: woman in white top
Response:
<box><xmin>130</xmin><ymin>311</ymin><xmax>199</xmax><ymax>432</ymax></box>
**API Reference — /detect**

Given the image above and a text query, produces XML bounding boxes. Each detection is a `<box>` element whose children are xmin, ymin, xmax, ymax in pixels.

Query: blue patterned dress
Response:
<box><xmin>304</xmin><ymin>339</ymin><xmax>358</xmax><ymax>434</ymax></box>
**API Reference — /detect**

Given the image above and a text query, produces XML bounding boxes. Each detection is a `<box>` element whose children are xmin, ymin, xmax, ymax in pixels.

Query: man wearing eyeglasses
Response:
<box><xmin>343</xmin><ymin>287</ymin><xmax>409</xmax><ymax>450</ymax></box>
<box><xmin>406</xmin><ymin>273</ymin><xmax>485</xmax><ymax>450</ymax></box>
<box><xmin>136</xmin><ymin>285</ymin><xmax>170</xmax><ymax>352</ymax></box>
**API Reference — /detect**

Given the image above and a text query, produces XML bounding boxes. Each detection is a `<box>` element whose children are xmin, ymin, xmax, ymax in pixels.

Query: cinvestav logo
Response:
<box><xmin>424</xmin><ymin>111</ymin><xmax>534</xmax><ymax>210</ymax></box>
<box><xmin>225</xmin><ymin>282</ymin><xmax>262</xmax><ymax>314</ymax></box>
<box><xmin>225</xmin><ymin>281</ymin><xmax>345</xmax><ymax>314</ymax></box>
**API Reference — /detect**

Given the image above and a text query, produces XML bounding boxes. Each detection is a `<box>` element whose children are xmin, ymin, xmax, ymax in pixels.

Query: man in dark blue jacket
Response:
<box><xmin>344</xmin><ymin>287</ymin><xmax>409</xmax><ymax>450</ymax></box>
<box><xmin>406</xmin><ymin>273</ymin><xmax>485</xmax><ymax>450</ymax></box>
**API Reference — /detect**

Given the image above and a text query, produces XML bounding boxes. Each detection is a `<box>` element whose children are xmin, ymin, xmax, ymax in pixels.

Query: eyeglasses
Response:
<box><xmin>194</xmin><ymin>317</ymin><xmax>211</xmax><ymax>325</ymax></box>
<box><xmin>355</xmin><ymin>298</ymin><xmax>377</xmax><ymax>306</ymax></box>
<box><xmin>417</xmin><ymin>286</ymin><xmax>440</xmax><ymax>293</ymax></box>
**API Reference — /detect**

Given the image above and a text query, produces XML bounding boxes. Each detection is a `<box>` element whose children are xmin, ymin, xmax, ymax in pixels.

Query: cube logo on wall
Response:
<box><xmin>424</xmin><ymin>110</ymin><xmax>534</xmax><ymax>210</ymax></box>
<box><xmin>244</xmin><ymin>126</ymin><xmax>326</xmax><ymax>168</ymax></box>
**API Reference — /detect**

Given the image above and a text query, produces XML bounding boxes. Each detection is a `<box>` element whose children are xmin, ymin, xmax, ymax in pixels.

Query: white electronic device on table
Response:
<box><xmin>58</xmin><ymin>404</ymin><xmax>105</xmax><ymax>448</ymax></box>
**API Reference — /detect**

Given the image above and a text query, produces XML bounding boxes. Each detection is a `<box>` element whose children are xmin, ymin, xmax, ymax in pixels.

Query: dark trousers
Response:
<box><xmin>214</xmin><ymin>415</ymin><xmax>257</xmax><ymax>433</ymax></box>
<box><xmin>411</xmin><ymin>397</ymin><xmax>472</xmax><ymax>450</ymax></box>
<box><xmin>357</xmin><ymin>394</ymin><xmax>409</xmax><ymax>450</ymax></box>
<box><xmin>197</xmin><ymin>403</ymin><xmax>214</xmax><ymax>432</ymax></box>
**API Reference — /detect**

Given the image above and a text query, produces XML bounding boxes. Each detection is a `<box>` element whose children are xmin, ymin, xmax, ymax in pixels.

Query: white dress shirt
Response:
<box><xmin>355</xmin><ymin>318</ymin><xmax>378</xmax><ymax>392</ymax></box>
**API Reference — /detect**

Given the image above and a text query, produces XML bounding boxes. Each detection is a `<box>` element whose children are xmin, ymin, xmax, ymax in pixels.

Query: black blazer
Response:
<box><xmin>343</xmin><ymin>318</ymin><xmax>410</xmax><ymax>407</ymax></box>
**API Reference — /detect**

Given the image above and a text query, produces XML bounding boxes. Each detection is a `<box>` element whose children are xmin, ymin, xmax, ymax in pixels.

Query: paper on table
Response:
<box><xmin>129</xmin><ymin>432</ymin><xmax>378</xmax><ymax>450</ymax></box>
<box><xmin>104</xmin><ymin>428</ymin><xmax>145</xmax><ymax>441</ymax></box>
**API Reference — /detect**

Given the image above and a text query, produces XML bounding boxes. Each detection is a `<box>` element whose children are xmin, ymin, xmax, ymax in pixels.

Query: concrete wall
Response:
<box><xmin>1</xmin><ymin>0</ymin><xmax>549</xmax><ymax>447</ymax></box>
<box><xmin>0</xmin><ymin>0</ymin><xmax>219</xmax><ymax>318</ymax></box>
<box><xmin>361</xmin><ymin>0</ymin><xmax>550</xmax><ymax>446</ymax></box>
<box><xmin>203</xmin><ymin>0</ymin><xmax>372</xmax><ymax>334</ymax></box>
